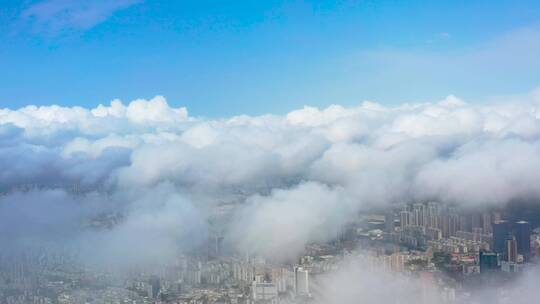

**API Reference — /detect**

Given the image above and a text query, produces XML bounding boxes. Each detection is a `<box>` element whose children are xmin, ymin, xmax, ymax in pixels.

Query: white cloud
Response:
<box><xmin>21</xmin><ymin>0</ymin><xmax>142</xmax><ymax>34</ymax></box>
<box><xmin>230</xmin><ymin>182</ymin><xmax>353</xmax><ymax>259</ymax></box>
<box><xmin>62</xmin><ymin>134</ymin><xmax>140</xmax><ymax>158</ymax></box>
<box><xmin>3</xmin><ymin>91</ymin><xmax>540</xmax><ymax>264</ymax></box>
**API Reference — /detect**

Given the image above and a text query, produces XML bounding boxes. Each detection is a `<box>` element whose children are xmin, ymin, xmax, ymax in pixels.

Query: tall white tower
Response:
<box><xmin>294</xmin><ymin>267</ymin><xmax>309</xmax><ymax>296</ymax></box>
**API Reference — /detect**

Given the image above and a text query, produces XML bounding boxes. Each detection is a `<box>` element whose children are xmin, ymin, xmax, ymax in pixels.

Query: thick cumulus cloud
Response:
<box><xmin>3</xmin><ymin>91</ymin><xmax>540</xmax><ymax>262</ymax></box>
<box><xmin>230</xmin><ymin>182</ymin><xmax>354</xmax><ymax>259</ymax></box>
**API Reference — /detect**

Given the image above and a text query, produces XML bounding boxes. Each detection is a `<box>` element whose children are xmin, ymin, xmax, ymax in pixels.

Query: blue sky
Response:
<box><xmin>1</xmin><ymin>0</ymin><xmax>540</xmax><ymax>116</ymax></box>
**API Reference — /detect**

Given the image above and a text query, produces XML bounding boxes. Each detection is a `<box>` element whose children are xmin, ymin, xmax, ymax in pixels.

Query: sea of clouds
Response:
<box><xmin>2</xmin><ymin>91</ymin><xmax>540</xmax><ymax>265</ymax></box>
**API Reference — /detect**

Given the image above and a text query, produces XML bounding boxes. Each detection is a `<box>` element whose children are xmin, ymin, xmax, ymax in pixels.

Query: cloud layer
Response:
<box><xmin>3</xmin><ymin>91</ymin><xmax>540</xmax><ymax>261</ymax></box>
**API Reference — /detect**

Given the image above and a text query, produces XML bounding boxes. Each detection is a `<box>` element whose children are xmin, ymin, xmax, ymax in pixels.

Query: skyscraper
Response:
<box><xmin>441</xmin><ymin>215</ymin><xmax>450</xmax><ymax>238</ymax></box>
<box><xmin>400</xmin><ymin>211</ymin><xmax>410</xmax><ymax>230</ymax></box>
<box><xmin>448</xmin><ymin>213</ymin><xmax>459</xmax><ymax>237</ymax></box>
<box><xmin>427</xmin><ymin>202</ymin><xmax>439</xmax><ymax>228</ymax></box>
<box><xmin>385</xmin><ymin>211</ymin><xmax>395</xmax><ymax>233</ymax></box>
<box><xmin>482</xmin><ymin>212</ymin><xmax>492</xmax><ymax>234</ymax></box>
<box><xmin>148</xmin><ymin>276</ymin><xmax>161</xmax><ymax>299</ymax></box>
<box><xmin>294</xmin><ymin>267</ymin><xmax>310</xmax><ymax>296</ymax></box>
<box><xmin>514</xmin><ymin>220</ymin><xmax>531</xmax><ymax>259</ymax></box>
<box><xmin>493</xmin><ymin>220</ymin><xmax>511</xmax><ymax>254</ymax></box>
<box><xmin>504</xmin><ymin>234</ymin><xmax>518</xmax><ymax>263</ymax></box>
<box><xmin>458</xmin><ymin>215</ymin><xmax>470</xmax><ymax>232</ymax></box>
<box><xmin>413</xmin><ymin>203</ymin><xmax>424</xmax><ymax>226</ymax></box>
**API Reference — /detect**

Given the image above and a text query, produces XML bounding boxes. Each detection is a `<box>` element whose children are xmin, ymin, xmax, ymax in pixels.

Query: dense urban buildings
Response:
<box><xmin>1</xmin><ymin>197</ymin><xmax>539</xmax><ymax>304</ymax></box>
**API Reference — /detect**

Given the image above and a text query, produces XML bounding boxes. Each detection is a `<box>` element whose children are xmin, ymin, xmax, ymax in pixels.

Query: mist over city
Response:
<box><xmin>2</xmin><ymin>1</ymin><xmax>540</xmax><ymax>303</ymax></box>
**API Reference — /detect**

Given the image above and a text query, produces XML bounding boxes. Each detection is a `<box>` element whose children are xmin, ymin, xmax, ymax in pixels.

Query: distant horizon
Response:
<box><xmin>2</xmin><ymin>85</ymin><xmax>540</xmax><ymax>120</ymax></box>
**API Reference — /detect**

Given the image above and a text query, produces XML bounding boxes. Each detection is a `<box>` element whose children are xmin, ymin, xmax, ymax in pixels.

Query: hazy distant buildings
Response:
<box><xmin>399</xmin><ymin>202</ymin><xmax>496</xmax><ymax>251</ymax></box>
<box><xmin>385</xmin><ymin>212</ymin><xmax>395</xmax><ymax>233</ymax></box>
<box><xmin>413</xmin><ymin>203</ymin><xmax>424</xmax><ymax>226</ymax></box>
<box><xmin>427</xmin><ymin>202</ymin><xmax>439</xmax><ymax>228</ymax></box>
<box><xmin>400</xmin><ymin>210</ymin><xmax>410</xmax><ymax>230</ymax></box>
<box><xmin>482</xmin><ymin>212</ymin><xmax>493</xmax><ymax>234</ymax></box>
<box><xmin>233</xmin><ymin>260</ymin><xmax>255</xmax><ymax>283</ymax></box>
<box><xmin>459</xmin><ymin>215</ymin><xmax>469</xmax><ymax>232</ymax></box>
<box><xmin>448</xmin><ymin>212</ymin><xmax>459</xmax><ymax>238</ymax></box>
<box><xmin>251</xmin><ymin>281</ymin><xmax>278</xmax><ymax>303</ymax></box>
<box><xmin>147</xmin><ymin>276</ymin><xmax>161</xmax><ymax>299</ymax></box>
<box><xmin>208</xmin><ymin>232</ymin><xmax>224</xmax><ymax>259</ymax></box>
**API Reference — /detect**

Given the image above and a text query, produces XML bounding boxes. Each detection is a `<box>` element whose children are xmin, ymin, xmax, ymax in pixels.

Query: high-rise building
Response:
<box><xmin>400</xmin><ymin>211</ymin><xmax>410</xmax><ymax>230</ymax></box>
<box><xmin>294</xmin><ymin>267</ymin><xmax>309</xmax><ymax>296</ymax></box>
<box><xmin>514</xmin><ymin>221</ymin><xmax>531</xmax><ymax>259</ymax></box>
<box><xmin>479</xmin><ymin>251</ymin><xmax>499</xmax><ymax>273</ymax></box>
<box><xmin>493</xmin><ymin>220</ymin><xmax>511</xmax><ymax>254</ymax></box>
<box><xmin>448</xmin><ymin>213</ymin><xmax>459</xmax><ymax>237</ymax></box>
<box><xmin>147</xmin><ymin>276</ymin><xmax>161</xmax><ymax>299</ymax></box>
<box><xmin>208</xmin><ymin>231</ymin><xmax>224</xmax><ymax>259</ymax></box>
<box><xmin>427</xmin><ymin>202</ymin><xmax>439</xmax><ymax>228</ymax></box>
<box><xmin>504</xmin><ymin>234</ymin><xmax>518</xmax><ymax>263</ymax></box>
<box><xmin>441</xmin><ymin>215</ymin><xmax>450</xmax><ymax>238</ymax></box>
<box><xmin>458</xmin><ymin>215</ymin><xmax>470</xmax><ymax>232</ymax></box>
<box><xmin>413</xmin><ymin>203</ymin><xmax>424</xmax><ymax>226</ymax></box>
<box><xmin>422</xmin><ymin>206</ymin><xmax>430</xmax><ymax>228</ymax></box>
<box><xmin>385</xmin><ymin>212</ymin><xmax>394</xmax><ymax>233</ymax></box>
<box><xmin>482</xmin><ymin>212</ymin><xmax>492</xmax><ymax>234</ymax></box>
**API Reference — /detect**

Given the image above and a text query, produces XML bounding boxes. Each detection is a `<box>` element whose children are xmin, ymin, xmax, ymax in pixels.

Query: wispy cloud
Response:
<box><xmin>20</xmin><ymin>0</ymin><xmax>141</xmax><ymax>35</ymax></box>
<box><xmin>336</xmin><ymin>27</ymin><xmax>540</xmax><ymax>101</ymax></box>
